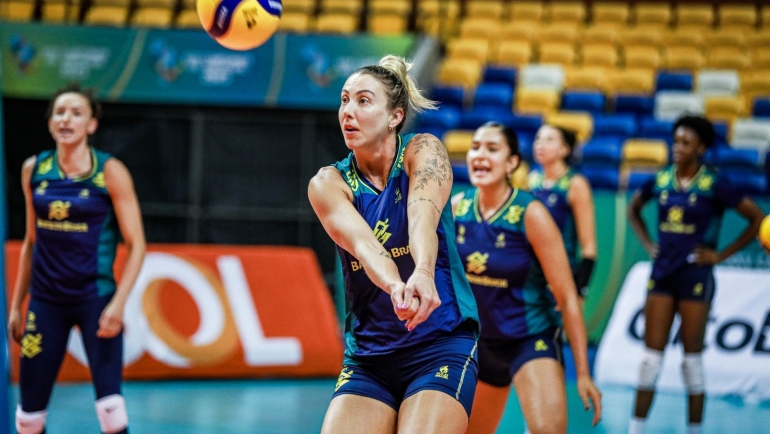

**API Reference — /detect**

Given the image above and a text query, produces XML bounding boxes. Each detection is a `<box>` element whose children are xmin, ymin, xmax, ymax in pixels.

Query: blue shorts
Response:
<box><xmin>477</xmin><ymin>327</ymin><xmax>563</xmax><ymax>387</ymax></box>
<box><xmin>332</xmin><ymin>325</ymin><xmax>479</xmax><ymax>416</ymax></box>
<box><xmin>648</xmin><ymin>266</ymin><xmax>715</xmax><ymax>303</ymax></box>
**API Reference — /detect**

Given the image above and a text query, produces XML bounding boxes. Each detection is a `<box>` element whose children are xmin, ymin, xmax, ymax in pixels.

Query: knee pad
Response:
<box><xmin>95</xmin><ymin>394</ymin><xmax>128</xmax><ymax>434</ymax></box>
<box><xmin>16</xmin><ymin>405</ymin><xmax>47</xmax><ymax>434</ymax></box>
<box><xmin>682</xmin><ymin>353</ymin><xmax>705</xmax><ymax>395</ymax></box>
<box><xmin>637</xmin><ymin>348</ymin><xmax>664</xmax><ymax>390</ymax></box>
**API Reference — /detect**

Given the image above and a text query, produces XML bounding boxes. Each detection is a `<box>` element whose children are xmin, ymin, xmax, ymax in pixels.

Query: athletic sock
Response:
<box><xmin>628</xmin><ymin>417</ymin><xmax>646</xmax><ymax>434</ymax></box>
<box><xmin>687</xmin><ymin>423</ymin><xmax>702</xmax><ymax>434</ymax></box>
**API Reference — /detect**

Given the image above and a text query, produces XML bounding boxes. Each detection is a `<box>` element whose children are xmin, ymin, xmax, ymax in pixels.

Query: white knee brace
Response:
<box><xmin>15</xmin><ymin>405</ymin><xmax>47</xmax><ymax>434</ymax></box>
<box><xmin>637</xmin><ymin>348</ymin><xmax>664</xmax><ymax>390</ymax></box>
<box><xmin>682</xmin><ymin>353</ymin><xmax>705</xmax><ymax>395</ymax></box>
<box><xmin>95</xmin><ymin>394</ymin><xmax>129</xmax><ymax>433</ymax></box>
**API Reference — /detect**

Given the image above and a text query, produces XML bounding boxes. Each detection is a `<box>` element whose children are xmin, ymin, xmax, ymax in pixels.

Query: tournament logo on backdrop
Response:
<box><xmin>148</xmin><ymin>38</ymin><xmax>184</xmax><ymax>83</ymax></box>
<box><xmin>9</xmin><ymin>34</ymin><xmax>35</xmax><ymax>74</ymax></box>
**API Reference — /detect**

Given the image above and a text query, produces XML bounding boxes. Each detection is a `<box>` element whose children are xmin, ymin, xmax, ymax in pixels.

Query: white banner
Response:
<box><xmin>595</xmin><ymin>262</ymin><xmax>770</xmax><ymax>402</ymax></box>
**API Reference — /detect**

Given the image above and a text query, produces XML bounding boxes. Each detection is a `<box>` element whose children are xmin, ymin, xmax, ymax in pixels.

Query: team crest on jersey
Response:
<box><xmin>35</xmin><ymin>180</ymin><xmax>48</xmax><ymax>195</ymax></box>
<box><xmin>534</xmin><ymin>339</ymin><xmax>548</xmax><ymax>351</ymax></box>
<box><xmin>373</xmin><ymin>219</ymin><xmax>392</xmax><ymax>244</ymax></box>
<box><xmin>466</xmin><ymin>252</ymin><xmax>489</xmax><ymax>274</ymax></box>
<box><xmin>344</xmin><ymin>170</ymin><xmax>359</xmax><ymax>192</ymax></box>
<box><xmin>93</xmin><ymin>172</ymin><xmax>105</xmax><ymax>188</ymax></box>
<box><xmin>21</xmin><ymin>333</ymin><xmax>42</xmax><ymax>359</ymax></box>
<box><xmin>48</xmin><ymin>200</ymin><xmax>71</xmax><ymax>221</ymax></box>
<box><xmin>547</xmin><ymin>194</ymin><xmax>558</xmax><ymax>205</ymax></box>
<box><xmin>667</xmin><ymin>206</ymin><xmax>684</xmax><ymax>223</ymax></box>
<box><xmin>456</xmin><ymin>198</ymin><xmax>472</xmax><ymax>217</ymax></box>
<box><xmin>79</xmin><ymin>189</ymin><xmax>90</xmax><ymax>199</ymax></box>
<box><xmin>697</xmin><ymin>175</ymin><xmax>713</xmax><ymax>191</ymax></box>
<box><xmin>335</xmin><ymin>366</ymin><xmax>354</xmax><ymax>391</ymax></box>
<box><xmin>435</xmin><ymin>365</ymin><xmax>449</xmax><ymax>380</ymax></box>
<box><xmin>659</xmin><ymin>190</ymin><xmax>669</xmax><ymax>205</ymax></box>
<box><xmin>37</xmin><ymin>157</ymin><xmax>53</xmax><ymax>175</ymax></box>
<box><xmin>503</xmin><ymin>205</ymin><xmax>525</xmax><ymax>224</ymax></box>
<box><xmin>456</xmin><ymin>225</ymin><xmax>466</xmax><ymax>244</ymax></box>
<box><xmin>688</xmin><ymin>193</ymin><xmax>697</xmax><ymax>205</ymax></box>
<box><xmin>495</xmin><ymin>233</ymin><xmax>505</xmax><ymax>248</ymax></box>
<box><xmin>657</xmin><ymin>171</ymin><xmax>671</xmax><ymax>188</ymax></box>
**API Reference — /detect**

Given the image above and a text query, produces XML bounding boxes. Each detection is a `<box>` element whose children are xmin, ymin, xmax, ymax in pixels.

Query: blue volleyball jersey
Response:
<box><xmin>528</xmin><ymin>169</ymin><xmax>578</xmax><ymax>266</ymax></box>
<box><xmin>333</xmin><ymin>134</ymin><xmax>479</xmax><ymax>358</ymax></box>
<box><xmin>30</xmin><ymin>148</ymin><xmax>119</xmax><ymax>303</ymax></box>
<box><xmin>638</xmin><ymin>165</ymin><xmax>744</xmax><ymax>280</ymax></box>
<box><xmin>454</xmin><ymin>188</ymin><xmax>560</xmax><ymax>340</ymax></box>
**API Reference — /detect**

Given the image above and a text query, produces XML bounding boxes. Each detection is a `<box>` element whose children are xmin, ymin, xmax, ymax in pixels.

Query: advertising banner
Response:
<box><xmin>0</xmin><ymin>22</ymin><xmax>416</xmax><ymax>108</ymax></box>
<box><xmin>595</xmin><ymin>262</ymin><xmax>770</xmax><ymax>402</ymax></box>
<box><xmin>5</xmin><ymin>242</ymin><xmax>343</xmax><ymax>381</ymax></box>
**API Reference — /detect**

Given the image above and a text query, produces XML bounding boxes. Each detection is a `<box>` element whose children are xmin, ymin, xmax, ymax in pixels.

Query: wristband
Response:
<box><xmin>573</xmin><ymin>258</ymin><xmax>595</xmax><ymax>297</ymax></box>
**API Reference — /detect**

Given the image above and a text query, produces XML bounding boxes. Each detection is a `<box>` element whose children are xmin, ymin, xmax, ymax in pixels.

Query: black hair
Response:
<box><xmin>46</xmin><ymin>83</ymin><xmax>102</xmax><ymax>120</ymax></box>
<box><xmin>480</xmin><ymin>121</ymin><xmax>520</xmax><ymax>158</ymax></box>
<box><xmin>673</xmin><ymin>115</ymin><xmax>716</xmax><ymax>148</ymax></box>
<box><xmin>542</xmin><ymin>125</ymin><xmax>577</xmax><ymax>163</ymax></box>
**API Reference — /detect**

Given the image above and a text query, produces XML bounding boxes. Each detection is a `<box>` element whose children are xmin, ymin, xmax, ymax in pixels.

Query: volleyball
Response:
<box><xmin>197</xmin><ymin>0</ymin><xmax>282</xmax><ymax>51</ymax></box>
<box><xmin>760</xmin><ymin>215</ymin><xmax>770</xmax><ymax>249</ymax></box>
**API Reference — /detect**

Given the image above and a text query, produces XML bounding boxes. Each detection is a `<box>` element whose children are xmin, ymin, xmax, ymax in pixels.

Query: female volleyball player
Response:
<box><xmin>529</xmin><ymin>125</ymin><xmax>597</xmax><ymax>300</ymax></box>
<box><xmin>455</xmin><ymin>122</ymin><xmax>602</xmax><ymax>434</ymax></box>
<box><xmin>308</xmin><ymin>55</ymin><xmax>480</xmax><ymax>434</ymax></box>
<box><xmin>627</xmin><ymin>115</ymin><xmax>764</xmax><ymax>434</ymax></box>
<box><xmin>8</xmin><ymin>84</ymin><xmax>146</xmax><ymax>434</ymax></box>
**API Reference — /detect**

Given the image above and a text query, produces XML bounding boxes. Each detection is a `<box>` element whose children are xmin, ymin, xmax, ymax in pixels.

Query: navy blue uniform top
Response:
<box><xmin>529</xmin><ymin>169</ymin><xmax>578</xmax><ymax>267</ymax></box>
<box><xmin>30</xmin><ymin>148</ymin><xmax>119</xmax><ymax>303</ymax></box>
<box><xmin>454</xmin><ymin>187</ymin><xmax>560</xmax><ymax>340</ymax></box>
<box><xmin>638</xmin><ymin>165</ymin><xmax>744</xmax><ymax>280</ymax></box>
<box><xmin>333</xmin><ymin>134</ymin><xmax>480</xmax><ymax>359</ymax></box>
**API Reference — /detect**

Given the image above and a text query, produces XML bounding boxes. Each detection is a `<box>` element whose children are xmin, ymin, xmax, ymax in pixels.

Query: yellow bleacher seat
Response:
<box><xmin>676</xmin><ymin>4</ymin><xmax>714</xmax><ymax>27</ymax></box>
<box><xmin>664</xmin><ymin>46</ymin><xmax>705</xmax><ymax>71</ymax></box>
<box><xmin>634</xmin><ymin>3</ymin><xmax>672</xmax><ymax>27</ymax></box>
<box><xmin>320</xmin><ymin>0</ymin><xmax>362</xmax><ymax>15</ymax></box>
<box><xmin>91</xmin><ymin>0</ymin><xmax>130</xmax><ymax>7</ymax></box>
<box><xmin>131</xmin><ymin>7</ymin><xmax>173</xmax><ymax>28</ymax></box>
<box><xmin>565</xmin><ymin>66</ymin><xmax>610</xmax><ymax>92</ymax></box>
<box><xmin>447</xmin><ymin>38</ymin><xmax>490</xmax><ymax>63</ymax></box>
<box><xmin>417</xmin><ymin>16</ymin><xmax>458</xmax><ymax>42</ymax></box>
<box><xmin>592</xmin><ymin>3</ymin><xmax>630</xmax><ymax>26</ymax></box>
<box><xmin>175</xmin><ymin>9</ymin><xmax>200</xmax><ymax>28</ymax></box>
<box><xmin>2</xmin><ymin>1</ymin><xmax>35</xmax><ymax>21</ymax></box>
<box><xmin>180</xmin><ymin>0</ymin><xmax>195</xmax><ymax>10</ymax></box>
<box><xmin>705</xmin><ymin>95</ymin><xmax>747</xmax><ymax>124</ymax></box>
<box><xmin>752</xmin><ymin>48</ymin><xmax>770</xmax><ymax>69</ymax></box>
<box><xmin>279</xmin><ymin>12</ymin><xmax>313</xmax><ymax>33</ymax></box>
<box><xmin>417</xmin><ymin>0</ymin><xmax>460</xmax><ymax>20</ymax></box>
<box><xmin>510</xmin><ymin>160</ymin><xmax>530</xmax><ymax>190</ymax></box>
<box><xmin>742</xmin><ymin>72</ymin><xmax>770</xmax><ymax>105</ymax></box>
<box><xmin>437</xmin><ymin>58</ymin><xmax>483</xmax><ymax>88</ymax></box>
<box><xmin>581</xmin><ymin>43</ymin><xmax>618</xmax><ymax>68</ymax></box>
<box><xmin>609</xmin><ymin>68</ymin><xmax>655</xmax><ymax>94</ymax></box>
<box><xmin>704</xmin><ymin>30</ymin><xmax>748</xmax><ymax>50</ymax></box>
<box><xmin>491</xmin><ymin>40</ymin><xmax>532</xmax><ymax>68</ymax></box>
<box><xmin>624</xmin><ymin>46</ymin><xmax>663</xmax><ymax>70</ymax></box>
<box><xmin>42</xmin><ymin>3</ymin><xmax>67</xmax><ymax>22</ymax></box>
<box><xmin>315</xmin><ymin>13</ymin><xmax>359</xmax><ymax>34</ymax></box>
<box><xmin>465</xmin><ymin>1</ymin><xmax>504</xmax><ymax>19</ymax></box>
<box><xmin>539</xmin><ymin>24</ymin><xmax>580</xmax><ymax>44</ymax></box>
<box><xmin>719</xmin><ymin>5</ymin><xmax>757</xmax><ymax>28</ymax></box>
<box><xmin>84</xmin><ymin>5</ymin><xmax>129</xmax><ymax>26</ymax></box>
<box><xmin>622</xmin><ymin>26</ymin><xmax>664</xmax><ymax>49</ymax></box>
<box><xmin>515</xmin><ymin>88</ymin><xmax>561</xmax><ymax>115</ymax></box>
<box><xmin>548</xmin><ymin>1</ymin><xmax>586</xmax><ymax>25</ymax></box>
<box><xmin>501</xmin><ymin>21</ymin><xmax>540</xmax><ymax>42</ymax></box>
<box><xmin>622</xmin><ymin>139</ymin><xmax>669</xmax><ymax>168</ymax></box>
<box><xmin>747</xmin><ymin>31</ymin><xmax>770</xmax><ymax>49</ymax></box>
<box><xmin>762</xmin><ymin>6</ymin><xmax>770</xmax><ymax>28</ymax></box>
<box><xmin>707</xmin><ymin>47</ymin><xmax>751</xmax><ymax>70</ymax></box>
<box><xmin>459</xmin><ymin>17</ymin><xmax>502</xmax><ymax>41</ymax></box>
<box><xmin>368</xmin><ymin>14</ymin><xmax>406</xmax><ymax>35</ymax></box>
<box><xmin>508</xmin><ymin>2</ymin><xmax>544</xmax><ymax>22</ymax></box>
<box><xmin>443</xmin><ymin>130</ymin><xmax>475</xmax><ymax>158</ymax></box>
<box><xmin>369</xmin><ymin>0</ymin><xmax>410</xmax><ymax>16</ymax></box>
<box><xmin>581</xmin><ymin>25</ymin><xmax>621</xmax><ymax>46</ymax></box>
<box><xmin>283</xmin><ymin>0</ymin><xmax>315</xmax><ymax>14</ymax></box>
<box><xmin>539</xmin><ymin>42</ymin><xmax>577</xmax><ymax>67</ymax></box>
<box><xmin>545</xmin><ymin>111</ymin><xmax>593</xmax><ymax>143</ymax></box>
<box><xmin>136</xmin><ymin>0</ymin><xmax>175</xmax><ymax>9</ymax></box>
<box><xmin>663</xmin><ymin>31</ymin><xmax>704</xmax><ymax>50</ymax></box>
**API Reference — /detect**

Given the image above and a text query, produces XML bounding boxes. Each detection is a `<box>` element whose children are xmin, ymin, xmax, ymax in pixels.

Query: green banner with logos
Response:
<box><xmin>0</xmin><ymin>22</ymin><xmax>416</xmax><ymax>108</ymax></box>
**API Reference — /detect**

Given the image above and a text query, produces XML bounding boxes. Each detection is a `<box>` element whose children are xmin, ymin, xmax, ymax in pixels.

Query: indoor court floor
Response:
<box><xmin>10</xmin><ymin>379</ymin><xmax>770</xmax><ymax>433</ymax></box>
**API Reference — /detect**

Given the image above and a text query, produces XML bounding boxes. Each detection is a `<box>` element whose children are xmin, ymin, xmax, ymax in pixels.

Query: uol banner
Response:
<box><xmin>595</xmin><ymin>262</ymin><xmax>770</xmax><ymax>402</ymax></box>
<box><xmin>5</xmin><ymin>242</ymin><xmax>343</xmax><ymax>381</ymax></box>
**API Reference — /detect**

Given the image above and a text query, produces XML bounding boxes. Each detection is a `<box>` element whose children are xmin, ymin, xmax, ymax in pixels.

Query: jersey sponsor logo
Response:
<box><xmin>694</xmin><ymin>283</ymin><xmax>703</xmax><ymax>296</ymax></box>
<box><xmin>93</xmin><ymin>172</ymin><xmax>106</xmax><ymax>188</ymax></box>
<box><xmin>697</xmin><ymin>175</ymin><xmax>713</xmax><ymax>191</ymax></box>
<box><xmin>435</xmin><ymin>365</ymin><xmax>449</xmax><ymax>380</ymax></box>
<box><xmin>35</xmin><ymin>180</ymin><xmax>48</xmax><ymax>195</ymax></box>
<box><xmin>660</xmin><ymin>205</ymin><xmax>695</xmax><ymax>234</ymax></box>
<box><xmin>37</xmin><ymin>156</ymin><xmax>54</xmax><ymax>175</ymax></box>
<box><xmin>37</xmin><ymin>219</ymin><xmax>88</xmax><ymax>232</ymax></box>
<box><xmin>456</xmin><ymin>225</ymin><xmax>466</xmax><ymax>244</ymax></box>
<box><xmin>495</xmin><ymin>233</ymin><xmax>505</xmax><ymax>248</ymax></box>
<box><xmin>25</xmin><ymin>311</ymin><xmax>37</xmax><ymax>332</ymax></box>
<box><xmin>466</xmin><ymin>252</ymin><xmax>489</xmax><ymax>274</ymax></box>
<box><xmin>344</xmin><ymin>170</ymin><xmax>360</xmax><ymax>192</ymax></box>
<box><xmin>335</xmin><ymin>366</ymin><xmax>354</xmax><ymax>391</ymax></box>
<box><xmin>373</xmin><ymin>219</ymin><xmax>392</xmax><ymax>245</ymax></box>
<box><xmin>534</xmin><ymin>339</ymin><xmax>549</xmax><ymax>351</ymax></box>
<box><xmin>456</xmin><ymin>198</ymin><xmax>472</xmax><ymax>217</ymax></box>
<box><xmin>503</xmin><ymin>205</ymin><xmax>525</xmax><ymax>225</ymax></box>
<box><xmin>48</xmin><ymin>200</ymin><xmax>71</xmax><ymax>220</ymax></box>
<box><xmin>21</xmin><ymin>333</ymin><xmax>43</xmax><ymax>358</ymax></box>
<box><xmin>465</xmin><ymin>273</ymin><xmax>508</xmax><ymax>288</ymax></box>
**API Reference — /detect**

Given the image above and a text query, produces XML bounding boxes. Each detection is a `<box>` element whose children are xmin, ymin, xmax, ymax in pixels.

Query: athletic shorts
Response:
<box><xmin>332</xmin><ymin>323</ymin><xmax>479</xmax><ymax>416</ymax></box>
<box><xmin>477</xmin><ymin>327</ymin><xmax>564</xmax><ymax>387</ymax></box>
<box><xmin>648</xmin><ymin>266</ymin><xmax>715</xmax><ymax>303</ymax></box>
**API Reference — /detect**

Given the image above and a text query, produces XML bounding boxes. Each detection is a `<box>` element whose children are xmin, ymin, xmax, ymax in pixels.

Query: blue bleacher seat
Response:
<box><xmin>578</xmin><ymin>166</ymin><xmax>620</xmax><ymax>190</ymax></box>
<box><xmin>593</xmin><ymin>114</ymin><xmax>638</xmax><ymax>139</ymax></box>
<box><xmin>561</xmin><ymin>91</ymin><xmax>606</xmax><ymax>115</ymax></box>
<box><xmin>717</xmin><ymin>148</ymin><xmax>762</xmax><ymax>169</ymax></box>
<box><xmin>703</xmin><ymin>145</ymin><xmax>723</xmax><ymax>166</ymax></box>
<box><xmin>452</xmin><ymin>163</ymin><xmax>470</xmax><ymax>184</ymax></box>
<box><xmin>518</xmin><ymin>132</ymin><xmax>535</xmax><ymax>161</ymax></box>
<box><xmin>628</xmin><ymin>172</ymin><xmax>655</xmax><ymax>191</ymax></box>
<box><xmin>483</xmin><ymin>66</ymin><xmax>517</xmax><ymax>86</ymax></box>
<box><xmin>419</xmin><ymin>106</ymin><xmax>461</xmax><ymax>129</ymax></box>
<box><xmin>723</xmin><ymin>169</ymin><xmax>768</xmax><ymax>195</ymax></box>
<box><xmin>656</xmin><ymin>72</ymin><xmax>693</xmax><ymax>92</ymax></box>
<box><xmin>639</xmin><ymin>117</ymin><xmax>674</xmax><ymax>144</ymax></box>
<box><xmin>419</xmin><ymin>126</ymin><xmax>449</xmax><ymax>139</ymax></box>
<box><xmin>506</xmin><ymin>114</ymin><xmax>543</xmax><ymax>134</ymax></box>
<box><xmin>753</xmin><ymin>99</ymin><xmax>770</xmax><ymax>118</ymax></box>
<box><xmin>580</xmin><ymin>136</ymin><xmax>623</xmax><ymax>166</ymax></box>
<box><xmin>474</xmin><ymin>83</ymin><xmax>514</xmax><ymax>110</ymax></box>
<box><xmin>460</xmin><ymin>106</ymin><xmax>512</xmax><ymax>130</ymax></box>
<box><xmin>432</xmin><ymin>85</ymin><xmax>464</xmax><ymax>110</ymax></box>
<box><xmin>712</xmin><ymin>122</ymin><xmax>729</xmax><ymax>148</ymax></box>
<box><xmin>614</xmin><ymin>95</ymin><xmax>655</xmax><ymax>118</ymax></box>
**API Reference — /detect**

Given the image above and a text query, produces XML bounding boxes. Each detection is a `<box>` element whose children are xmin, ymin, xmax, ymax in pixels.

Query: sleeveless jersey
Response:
<box><xmin>638</xmin><ymin>165</ymin><xmax>744</xmax><ymax>280</ymax></box>
<box><xmin>30</xmin><ymin>148</ymin><xmax>119</xmax><ymax>303</ymax></box>
<box><xmin>333</xmin><ymin>134</ymin><xmax>479</xmax><ymax>358</ymax></box>
<box><xmin>529</xmin><ymin>169</ymin><xmax>578</xmax><ymax>267</ymax></box>
<box><xmin>454</xmin><ymin>188</ymin><xmax>560</xmax><ymax>340</ymax></box>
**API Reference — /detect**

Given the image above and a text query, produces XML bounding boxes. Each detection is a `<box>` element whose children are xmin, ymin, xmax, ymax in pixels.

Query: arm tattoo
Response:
<box><xmin>407</xmin><ymin>197</ymin><xmax>441</xmax><ymax>215</ymax></box>
<box><xmin>408</xmin><ymin>135</ymin><xmax>452</xmax><ymax>190</ymax></box>
<box><xmin>379</xmin><ymin>250</ymin><xmax>392</xmax><ymax>258</ymax></box>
